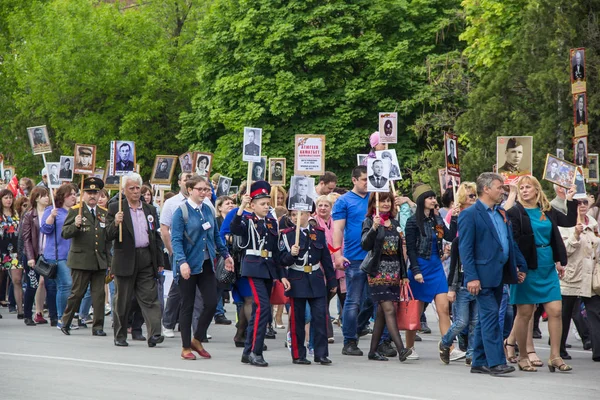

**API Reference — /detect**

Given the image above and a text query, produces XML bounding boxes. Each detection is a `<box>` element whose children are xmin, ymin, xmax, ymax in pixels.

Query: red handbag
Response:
<box><xmin>270</xmin><ymin>280</ymin><xmax>287</xmax><ymax>305</ymax></box>
<box><xmin>396</xmin><ymin>283</ymin><xmax>421</xmax><ymax>331</ymax></box>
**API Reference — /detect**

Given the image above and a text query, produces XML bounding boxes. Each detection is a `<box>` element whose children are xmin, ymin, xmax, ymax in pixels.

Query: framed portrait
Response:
<box><xmin>573</xmin><ymin>136</ymin><xmax>588</xmax><ymax>167</ymax></box>
<box><xmin>375</xmin><ymin>149</ymin><xmax>402</xmax><ymax>181</ymax></box>
<box><xmin>150</xmin><ymin>155</ymin><xmax>177</xmax><ymax>185</ymax></box>
<box><xmin>444</xmin><ymin>132</ymin><xmax>460</xmax><ymax>177</ymax></box>
<box><xmin>573</xmin><ymin>93</ymin><xmax>588</xmax><ymax>137</ymax></box>
<box><xmin>438</xmin><ymin>168</ymin><xmax>461</xmax><ymax>192</ymax></box>
<box><xmin>110</xmin><ymin>140</ymin><xmax>136</xmax><ymax>175</ymax></box>
<box><xmin>294</xmin><ymin>135</ymin><xmax>325</xmax><ymax>176</ymax></box>
<box><xmin>379</xmin><ymin>112</ymin><xmax>397</xmax><ymax>144</ymax></box>
<box><xmin>268</xmin><ymin>158</ymin><xmax>286</xmax><ymax>186</ymax></box>
<box><xmin>357</xmin><ymin>154</ymin><xmax>368</xmax><ymax>166</ymax></box>
<box><xmin>242</xmin><ymin>127</ymin><xmax>262</xmax><ymax>163</ymax></box>
<box><xmin>587</xmin><ymin>153</ymin><xmax>598</xmax><ymax>183</ymax></box>
<box><xmin>73</xmin><ymin>144</ymin><xmax>96</xmax><ymax>175</ymax></box>
<box><xmin>27</xmin><ymin>125</ymin><xmax>52</xmax><ymax>155</ymax></box>
<box><xmin>542</xmin><ymin>154</ymin><xmax>577</xmax><ymax>188</ymax></box>
<box><xmin>2</xmin><ymin>165</ymin><xmax>15</xmax><ymax>183</ymax></box>
<box><xmin>59</xmin><ymin>156</ymin><xmax>74</xmax><ymax>181</ymax></box>
<box><xmin>496</xmin><ymin>136</ymin><xmax>533</xmax><ymax>184</ymax></box>
<box><xmin>216</xmin><ymin>176</ymin><xmax>233</xmax><ymax>197</ymax></box>
<box><xmin>556</xmin><ymin>149</ymin><xmax>564</xmax><ymax>160</ymax></box>
<box><xmin>228</xmin><ymin>185</ymin><xmax>239</xmax><ymax>196</ymax></box>
<box><xmin>104</xmin><ymin>160</ymin><xmax>120</xmax><ymax>190</ymax></box>
<box><xmin>179</xmin><ymin>152</ymin><xmax>193</xmax><ymax>174</ymax></box>
<box><xmin>288</xmin><ymin>175</ymin><xmax>316</xmax><ymax>212</ymax></box>
<box><xmin>570</xmin><ymin>47</ymin><xmax>586</xmax><ymax>94</ymax></box>
<box><xmin>193</xmin><ymin>152</ymin><xmax>213</xmax><ymax>179</ymax></box>
<box><xmin>251</xmin><ymin>157</ymin><xmax>267</xmax><ymax>181</ymax></box>
<box><xmin>575</xmin><ymin>166</ymin><xmax>586</xmax><ymax>196</ymax></box>
<box><xmin>367</xmin><ymin>157</ymin><xmax>391</xmax><ymax>193</ymax></box>
<box><xmin>46</xmin><ymin>162</ymin><xmax>61</xmax><ymax>188</ymax></box>
<box><xmin>92</xmin><ymin>168</ymin><xmax>104</xmax><ymax>180</ymax></box>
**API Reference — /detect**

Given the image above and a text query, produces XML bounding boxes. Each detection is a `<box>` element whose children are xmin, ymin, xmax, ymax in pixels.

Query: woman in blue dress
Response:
<box><xmin>507</xmin><ymin>176</ymin><xmax>576</xmax><ymax>373</ymax></box>
<box><xmin>404</xmin><ymin>184</ymin><xmax>458</xmax><ymax>358</ymax></box>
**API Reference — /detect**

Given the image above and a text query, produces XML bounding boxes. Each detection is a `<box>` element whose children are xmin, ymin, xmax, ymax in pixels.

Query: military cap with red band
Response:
<box><xmin>250</xmin><ymin>180</ymin><xmax>271</xmax><ymax>200</ymax></box>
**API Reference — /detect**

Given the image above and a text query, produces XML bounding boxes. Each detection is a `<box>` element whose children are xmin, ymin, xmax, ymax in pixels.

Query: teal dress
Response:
<box><xmin>510</xmin><ymin>207</ymin><xmax>561</xmax><ymax>304</ymax></box>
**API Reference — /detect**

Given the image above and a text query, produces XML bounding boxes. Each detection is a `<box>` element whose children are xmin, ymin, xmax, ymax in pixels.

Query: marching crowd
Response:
<box><xmin>1</xmin><ymin>132</ymin><xmax>599</xmax><ymax>376</ymax></box>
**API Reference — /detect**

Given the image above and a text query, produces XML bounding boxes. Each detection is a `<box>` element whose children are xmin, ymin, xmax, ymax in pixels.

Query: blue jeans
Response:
<box><xmin>79</xmin><ymin>284</ymin><xmax>92</xmax><ymax>319</ymax></box>
<box><xmin>442</xmin><ymin>287</ymin><xmax>478</xmax><ymax>358</ymax></box>
<box><xmin>472</xmin><ymin>286</ymin><xmax>505</xmax><ymax>368</ymax></box>
<box><xmin>498</xmin><ymin>284</ymin><xmax>513</xmax><ymax>339</ymax></box>
<box><xmin>48</xmin><ymin>260</ymin><xmax>72</xmax><ymax>319</ymax></box>
<box><xmin>342</xmin><ymin>260</ymin><xmax>367</xmax><ymax>345</ymax></box>
<box><xmin>214</xmin><ymin>287</ymin><xmax>226</xmax><ymax>318</ymax></box>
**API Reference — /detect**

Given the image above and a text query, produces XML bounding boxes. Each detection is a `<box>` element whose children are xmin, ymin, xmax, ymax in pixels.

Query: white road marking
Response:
<box><xmin>0</xmin><ymin>352</ymin><xmax>437</xmax><ymax>400</ymax></box>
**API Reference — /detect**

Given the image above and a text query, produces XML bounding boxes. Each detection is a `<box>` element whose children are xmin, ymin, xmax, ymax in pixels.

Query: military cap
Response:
<box><xmin>250</xmin><ymin>180</ymin><xmax>271</xmax><ymax>200</ymax></box>
<box><xmin>83</xmin><ymin>177</ymin><xmax>104</xmax><ymax>191</ymax></box>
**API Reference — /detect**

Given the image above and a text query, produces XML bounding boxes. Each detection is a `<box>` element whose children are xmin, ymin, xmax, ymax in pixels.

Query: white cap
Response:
<box><xmin>41</xmin><ymin>168</ymin><xmax>48</xmax><ymax>176</ymax></box>
<box><xmin>573</xmin><ymin>193</ymin><xmax>588</xmax><ymax>200</ymax></box>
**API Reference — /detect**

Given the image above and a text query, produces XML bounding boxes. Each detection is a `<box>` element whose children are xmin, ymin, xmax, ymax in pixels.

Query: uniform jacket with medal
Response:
<box><xmin>62</xmin><ymin>204</ymin><xmax>110</xmax><ymax>271</ymax></box>
<box><xmin>279</xmin><ymin>225</ymin><xmax>337</xmax><ymax>298</ymax></box>
<box><xmin>229</xmin><ymin>213</ymin><xmax>284</xmax><ymax>280</ymax></box>
<box><xmin>106</xmin><ymin>200</ymin><xmax>166</xmax><ymax>277</ymax></box>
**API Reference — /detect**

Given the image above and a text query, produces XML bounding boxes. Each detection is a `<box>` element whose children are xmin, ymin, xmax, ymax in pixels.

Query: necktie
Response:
<box><xmin>90</xmin><ymin>208</ymin><xmax>95</xmax><ymax>220</ymax></box>
<box><xmin>376</xmin><ymin>178</ymin><xmax>380</xmax><ymax>186</ymax></box>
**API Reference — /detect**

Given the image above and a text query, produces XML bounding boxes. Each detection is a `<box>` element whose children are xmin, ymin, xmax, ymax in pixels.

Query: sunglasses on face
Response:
<box><xmin>468</xmin><ymin>194</ymin><xmax>477</xmax><ymax>199</ymax></box>
<box><xmin>578</xmin><ymin>200</ymin><xmax>589</xmax><ymax>205</ymax></box>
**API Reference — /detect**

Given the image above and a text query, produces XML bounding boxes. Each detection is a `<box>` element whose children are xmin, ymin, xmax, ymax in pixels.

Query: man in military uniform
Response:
<box><xmin>279</xmin><ymin>212</ymin><xmax>337</xmax><ymax>365</ymax></box>
<box><xmin>498</xmin><ymin>137</ymin><xmax>528</xmax><ymax>175</ymax></box>
<box><xmin>59</xmin><ymin>177</ymin><xmax>110</xmax><ymax>336</ymax></box>
<box><xmin>230</xmin><ymin>180</ymin><xmax>291</xmax><ymax>367</ymax></box>
<box><xmin>76</xmin><ymin>146</ymin><xmax>94</xmax><ymax>170</ymax></box>
<box><xmin>116</xmin><ymin>142</ymin><xmax>134</xmax><ymax>171</ymax></box>
<box><xmin>244</xmin><ymin>129</ymin><xmax>260</xmax><ymax>157</ymax></box>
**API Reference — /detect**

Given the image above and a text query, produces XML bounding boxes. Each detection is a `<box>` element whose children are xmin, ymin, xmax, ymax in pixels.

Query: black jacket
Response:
<box><xmin>405</xmin><ymin>213</ymin><xmax>457</xmax><ymax>275</ymax></box>
<box><xmin>447</xmin><ymin>237</ymin><xmax>462</xmax><ymax>291</ymax></box>
<box><xmin>506</xmin><ymin>201</ymin><xmax>577</xmax><ymax>269</ymax></box>
<box><xmin>360</xmin><ymin>216</ymin><xmax>407</xmax><ymax>279</ymax></box>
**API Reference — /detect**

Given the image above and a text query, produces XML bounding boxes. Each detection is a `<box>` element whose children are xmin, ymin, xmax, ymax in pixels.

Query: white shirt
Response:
<box><xmin>159</xmin><ymin>193</ymin><xmax>186</xmax><ymax>228</ymax></box>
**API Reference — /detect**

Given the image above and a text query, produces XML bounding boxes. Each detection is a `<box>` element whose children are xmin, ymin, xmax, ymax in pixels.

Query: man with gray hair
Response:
<box><xmin>106</xmin><ymin>173</ymin><xmax>166</xmax><ymax>348</ymax></box>
<box><xmin>456</xmin><ymin>172</ymin><xmax>527</xmax><ymax>375</ymax></box>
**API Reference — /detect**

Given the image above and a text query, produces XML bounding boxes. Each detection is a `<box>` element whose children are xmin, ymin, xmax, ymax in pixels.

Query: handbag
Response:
<box><xmin>396</xmin><ymin>282</ymin><xmax>421</xmax><ymax>331</ymax></box>
<box><xmin>592</xmin><ymin>263</ymin><xmax>600</xmax><ymax>296</ymax></box>
<box><xmin>215</xmin><ymin>255</ymin><xmax>236</xmax><ymax>285</ymax></box>
<box><xmin>270</xmin><ymin>280</ymin><xmax>287</xmax><ymax>305</ymax></box>
<box><xmin>33</xmin><ymin>223</ymin><xmax>58</xmax><ymax>279</ymax></box>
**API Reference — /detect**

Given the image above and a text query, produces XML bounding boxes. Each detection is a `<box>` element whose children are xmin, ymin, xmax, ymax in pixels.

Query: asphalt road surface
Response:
<box><xmin>0</xmin><ymin>305</ymin><xmax>597</xmax><ymax>400</ymax></box>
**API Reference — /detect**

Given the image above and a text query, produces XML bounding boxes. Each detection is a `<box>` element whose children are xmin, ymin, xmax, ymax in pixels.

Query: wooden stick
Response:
<box><xmin>389</xmin><ymin>180</ymin><xmax>400</xmax><ymax>214</ymax></box>
<box><xmin>118</xmin><ymin>176</ymin><xmax>123</xmax><ymax>242</ymax></box>
<box><xmin>78</xmin><ymin>175</ymin><xmax>85</xmax><ymax>218</ymax></box>
<box><xmin>452</xmin><ymin>176</ymin><xmax>457</xmax><ymax>200</ymax></box>
<box><xmin>42</xmin><ymin>154</ymin><xmax>56</xmax><ymax>208</ymax></box>
<box><xmin>376</xmin><ymin>192</ymin><xmax>380</xmax><ymax>216</ymax></box>
<box><xmin>295</xmin><ymin>211</ymin><xmax>302</xmax><ymax>245</ymax></box>
<box><xmin>274</xmin><ymin>186</ymin><xmax>278</xmax><ymax>208</ymax></box>
<box><xmin>246</xmin><ymin>162</ymin><xmax>253</xmax><ymax>195</ymax></box>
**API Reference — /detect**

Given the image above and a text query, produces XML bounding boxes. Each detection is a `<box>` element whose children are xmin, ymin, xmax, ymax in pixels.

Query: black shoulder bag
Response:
<box><xmin>34</xmin><ymin>223</ymin><xmax>58</xmax><ymax>279</ymax></box>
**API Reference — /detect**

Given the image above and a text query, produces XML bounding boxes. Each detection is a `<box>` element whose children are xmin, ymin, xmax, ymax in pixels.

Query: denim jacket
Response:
<box><xmin>405</xmin><ymin>213</ymin><xmax>456</xmax><ymax>275</ymax></box>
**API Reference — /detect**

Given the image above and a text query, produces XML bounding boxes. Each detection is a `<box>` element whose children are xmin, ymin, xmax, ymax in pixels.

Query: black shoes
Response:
<box><xmin>241</xmin><ymin>354</ymin><xmax>250</xmax><ymax>364</ymax></box>
<box><xmin>439</xmin><ymin>341</ymin><xmax>451</xmax><ymax>365</ymax></box>
<box><xmin>17</xmin><ymin>313</ymin><xmax>24</xmax><ymax>320</ymax></box>
<box><xmin>215</xmin><ymin>315</ymin><xmax>232</xmax><ymax>325</ymax></box>
<box><xmin>114</xmin><ymin>339</ymin><xmax>129</xmax><ymax>347</ymax></box>
<box><xmin>489</xmin><ymin>364</ymin><xmax>516</xmax><ymax>375</ymax></box>
<box><xmin>414</xmin><ymin>334</ymin><xmax>422</xmax><ymax>342</ymax></box>
<box><xmin>78</xmin><ymin>318</ymin><xmax>87</xmax><ymax>328</ymax></box>
<box><xmin>358</xmin><ymin>327</ymin><xmax>372</xmax><ymax>337</ymax></box>
<box><xmin>93</xmin><ymin>330</ymin><xmax>107</xmax><ymax>337</ymax></box>
<box><xmin>265</xmin><ymin>325</ymin><xmax>277</xmax><ymax>339</ymax></box>
<box><xmin>148</xmin><ymin>335</ymin><xmax>165</xmax><ymax>347</ymax></box>
<box><xmin>292</xmin><ymin>358</ymin><xmax>311</xmax><ymax>365</ymax></box>
<box><xmin>377</xmin><ymin>340</ymin><xmax>397</xmax><ymax>357</ymax></box>
<box><xmin>342</xmin><ymin>341</ymin><xmax>363</xmax><ymax>356</ymax></box>
<box><xmin>60</xmin><ymin>326</ymin><xmax>71</xmax><ymax>336</ymax></box>
<box><xmin>24</xmin><ymin>318</ymin><xmax>36</xmax><ymax>326</ymax></box>
<box><xmin>398</xmin><ymin>348</ymin><xmax>413</xmax><ymax>362</ymax></box>
<box><xmin>234</xmin><ymin>341</ymin><xmax>245</xmax><ymax>348</ymax></box>
<box><xmin>584</xmin><ymin>340</ymin><xmax>592</xmax><ymax>350</ymax></box>
<box><xmin>560</xmin><ymin>351</ymin><xmax>572</xmax><ymax>360</ymax></box>
<box><xmin>314</xmin><ymin>357</ymin><xmax>332</xmax><ymax>365</ymax></box>
<box><xmin>132</xmin><ymin>333</ymin><xmax>146</xmax><ymax>341</ymax></box>
<box><xmin>419</xmin><ymin>321</ymin><xmax>432</xmax><ymax>334</ymax></box>
<box><xmin>249</xmin><ymin>352</ymin><xmax>268</xmax><ymax>367</ymax></box>
<box><xmin>50</xmin><ymin>318</ymin><xmax>58</xmax><ymax>327</ymax></box>
<box><xmin>470</xmin><ymin>366</ymin><xmax>491</xmax><ymax>374</ymax></box>
<box><xmin>532</xmin><ymin>328</ymin><xmax>542</xmax><ymax>339</ymax></box>
<box><xmin>368</xmin><ymin>352</ymin><xmax>388</xmax><ymax>361</ymax></box>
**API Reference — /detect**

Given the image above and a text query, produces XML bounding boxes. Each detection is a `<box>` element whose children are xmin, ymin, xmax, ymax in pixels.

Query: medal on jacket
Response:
<box><xmin>147</xmin><ymin>215</ymin><xmax>154</xmax><ymax>231</ymax></box>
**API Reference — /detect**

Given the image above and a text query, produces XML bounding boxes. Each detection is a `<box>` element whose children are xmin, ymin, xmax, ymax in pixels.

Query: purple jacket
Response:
<box><xmin>40</xmin><ymin>206</ymin><xmax>71</xmax><ymax>261</ymax></box>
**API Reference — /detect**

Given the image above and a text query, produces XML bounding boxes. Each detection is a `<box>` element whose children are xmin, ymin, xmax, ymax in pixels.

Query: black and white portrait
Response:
<box><xmin>573</xmin><ymin>93</ymin><xmax>587</xmax><ymax>126</ymax></box>
<box><xmin>93</xmin><ymin>169</ymin><xmax>104</xmax><ymax>180</ymax></box>
<box><xmin>228</xmin><ymin>186</ymin><xmax>239</xmax><ymax>196</ymax></box>
<box><xmin>357</xmin><ymin>154</ymin><xmax>368</xmax><ymax>166</ymax></box>
<box><xmin>269</xmin><ymin>158</ymin><xmax>286</xmax><ymax>185</ymax></box>
<box><xmin>556</xmin><ymin>149</ymin><xmax>564</xmax><ymax>160</ymax></box>
<box><xmin>151</xmin><ymin>155</ymin><xmax>177</xmax><ymax>184</ymax></box>
<box><xmin>3</xmin><ymin>166</ymin><xmax>14</xmax><ymax>183</ymax></box>
<box><xmin>179</xmin><ymin>152</ymin><xmax>193</xmax><ymax>173</ymax></box>
<box><xmin>47</xmin><ymin>163</ymin><xmax>61</xmax><ymax>187</ymax></box>
<box><xmin>114</xmin><ymin>141</ymin><xmax>135</xmax><ymax>172</ymax></box>
<box><xmin>216</xmin><ymin>176</ymin><xmax>232</xmax><ymax>197</ymax></box>
<box><xmin>446</xmin><ymin>138</ymin><xmax>458</xmax><ymax>165</ymax></box>
<box><xmin>588</xmin><ymin>153</ymin><xmax>599</xmax><ymax>183</ymax></box>
<box><xmin>193</xmin><ymin>152</ymin><xmax>212</xmax><ymax>179</ymax></box>
<box><xmin>375</xmin><ymin>149</ymin><xmax>401</xmax><ymax>180</ymax></box>
<box><xmin>252</xmin><ymin>157</ymin><xmax>267</xmax><ymax>181</ymax></box>
<box><xmin>59</xmin><ymin>156</ymin><xmax>74</xmax><ymax>181</ymax></box>
<box><xmin>367</xmin><ymin>158</ymin><xmax>391</xmax><ymax>192</ymax></box>
<box><xmin>243</xmin><ymin>127</ymin><xmax>262</xmax><ymax>162</ymax></box>
<box><xmin>574</xmin><ymin>137</ymin><xmax>588</xmax><ymax>166</ymax></box>
<box><xmin>288</xmin><ymin>176</ymin><xmax>316</xmax><ymax>212</ymax></box>
<box><xmin>378</xmin><ymin>112</ymin><xmax>397</xmax><ymax>144</ymax></box>
<box><xmin>572</xmin><ymin>49</ymin><xmax>585</xmax><ymax>81</ymax></box>
<box><xmin>27</xmin><ymin>125</ymin><xmax>52</xmax><ymax>155</ymax></box>
<box><xmin>74</xmin><ymin>144</ymin><xmax>96</xmax><ymax>175</ymax></box>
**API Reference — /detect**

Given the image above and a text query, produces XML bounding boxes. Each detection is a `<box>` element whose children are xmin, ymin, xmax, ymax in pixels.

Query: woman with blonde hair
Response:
<box><xmin>444</xmin><ymin>182</ymin><xmax>477</xmax><ymax>225</ymax></box>
<box><xmin>506</xmin><ymin>176</ymin><xmax>576</xmax><ymax>372</ymax></box>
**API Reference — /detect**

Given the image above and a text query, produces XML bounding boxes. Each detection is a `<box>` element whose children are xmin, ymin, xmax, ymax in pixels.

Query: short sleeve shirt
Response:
<box><xmin>332</xmin><ymin>191</ymin><xmax>369</xmax><ymax>261</ymax></box>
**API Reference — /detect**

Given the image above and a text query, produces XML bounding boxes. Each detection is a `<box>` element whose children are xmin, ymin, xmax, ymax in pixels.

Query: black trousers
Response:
<box><xmin>178</xmin><ymin>261</ymin><xmax>217</xmax><ymax>348</ymax></box>
<box><xmin>582</xmin><ymin>296</ymin><xmax>600</xmax><ymax>360</ymax></box>
<box><xmin>62</xmin><ymin>268</ymin><xmax>106</xmax><ymax>332</ymax></box>
<box><xmin>289</xmin><ymin>296</ymin><xmax>328</xmax><ymax>360</ymax></box>
<box><xmin>560</xmin><ymin>295</ymin><xmax>591</xmax><ymax>353</ymax></box>
<box><xmin>244</xmin><ymin>277</ymin><xmax>272</xmax><ymax>356</ymax></box>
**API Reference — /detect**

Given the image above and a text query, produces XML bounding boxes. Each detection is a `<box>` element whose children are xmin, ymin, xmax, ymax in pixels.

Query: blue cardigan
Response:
<box><xmin>171</xmin><ymin>202</ymin><xmax>229</xmax><ymax>278</ymax></box>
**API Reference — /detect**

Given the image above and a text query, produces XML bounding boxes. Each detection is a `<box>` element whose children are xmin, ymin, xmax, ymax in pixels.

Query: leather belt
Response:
<box><xmin>246</xmin><ymin>249</ymin><xmax>272</xmax><ymax>257</ymax></box>
<box><xmin>290</xmin><ymin>262</ymin><xmax>321</xmax><ymax>273</ymax></box>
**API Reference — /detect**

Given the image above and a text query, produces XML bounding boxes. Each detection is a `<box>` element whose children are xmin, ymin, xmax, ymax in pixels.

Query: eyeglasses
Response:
<box><xmin>193</xmin><ymin>187</ymin><xmax>211</xmax><ymax>193</ymax></box>
<box><xmin>468</xmin><ymin>194</ymin><xmax>477</xmax><ymax>199</ymax></box>
<box><xmin>578</xmin><ymin>200</ymin><xmax>589</xmax><ymax>205</ymax></box>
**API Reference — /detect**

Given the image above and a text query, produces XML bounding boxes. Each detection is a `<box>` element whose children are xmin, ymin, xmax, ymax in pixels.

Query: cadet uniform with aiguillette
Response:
<box><xmin>279</xmin><ymin>221</ymin><xmax>337</xmax><ymax>365</ymax></box>
<box><xmin>60</xmin><ymin>178</ymin><xmax>110</xmax><ymax>336</ymax></box>
<box><xmin>229</xmin><ymin>181</ymin><xmax>286</xmax><ymax>367</ymax></box>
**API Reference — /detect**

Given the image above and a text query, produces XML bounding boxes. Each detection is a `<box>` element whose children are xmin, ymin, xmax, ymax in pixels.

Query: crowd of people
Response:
<box><xmin>1</xmin><ymin>133</ymin><xmax>599</xmax><ymax>375</ymax></box>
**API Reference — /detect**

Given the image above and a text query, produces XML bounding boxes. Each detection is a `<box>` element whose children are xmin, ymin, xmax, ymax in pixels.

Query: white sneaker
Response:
<box><xmin>207</xmin><ymin>334</ymin><xmax>212</xmax><ymax>339</ymax></box>
<box><xmin>406</xmin><ymin>347</ymin><xmax>419</xmax><ymax>360</ymax></box>
<box><xmin>450</xmin><ymin>348</ymin><xmax>466</xmax><ymax>361</ymax></box>
<box><xmin>162</xmin><ymin>327</ymin><xmax>175</xmax><ymax>338</ymax></box>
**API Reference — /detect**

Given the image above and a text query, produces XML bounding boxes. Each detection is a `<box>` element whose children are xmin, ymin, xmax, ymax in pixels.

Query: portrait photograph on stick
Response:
<box><xmin>378</xmin><ymin>112</ymin><xmax>397</xmax><ymax>144</ymax></box>
<box><xmin>104</xmin><ymin>160</ymin><xmax>120</xmax><ymax>189</ymax></box>
<box><xmin>496</xmin><ymin>136</ymin><xmax>532</xmax><ymax>183</ymax></box>
<box><xmin>444</xmin><ymin>132</ymin><xmax>460</xmax><ymax>177</ymax></box>
<box><xmin>575</xmin><ymin>166</ymin><xmax>586</xmax><ymax>196</ymax></box>
<box><xmin>110</xmin><ymin>140</ymin><xmax>136</xmax><ymax>175</ymax></box>
<box><xmin>367</xmin><ymin>157</ymin><xmax>391</xmax><ymax>192</ymax></box>
<box><xmin>375</xmin><ymin>149</ymin><xmax>402</xmax><ymax>180</ymax></box>
<box><xmin>268</xmin><ymin>158</ymin><xmax>286</xmax><ymax>185</ymax></box>
<box><xmin>570</xmin><ymin>47</ymin><xmax>586</xmax><ymax>94</ymax></box>
<box><xmin>59</xmin><ymin>156</ymin><xmax>74</xmax><ymax>181</ymax></box>
<box><xmin>193</xmin><ymin>151</ymin><xmax>213</xmax><ymax>179</ymax></box>
<box><xmin>542</xmin><ymin>153</ymin><xmax>577</xmax><ymax>188</ymax></box>
<box><xmin>587</xmin><ymin>153</ymin><xmax>598</xmax><ymax>183</ymax></box>
<box><xmin>357</xmin><ymin>154</ymin><xmax>368</xmax><ymax>166</ymax></box>
<box><xmin>73</xmin><ymin>144</ymin><xmax>96</xmax><ymax>175</ymax></box>
<box><xmin>179</xmin><ymin>152</ymin><xmax>193</xmax><ymax>173</ymax></box>
<box><xmin>251</xmin><ymin>157</ymin><xmax>267</xmax><ymax>181</ymax></box>
<box><xmin>92</xmin><ymin>168</ymin><xmax>104</xmax><ymax>180</ymax></box>
<box><xmin>228</xmin><ymin>185</ymin><xmax>238</xmax><ymax>196</ymax></box>
<box><xmin>573</xmin><ymin>93</ymin><xmax>588</xmax><ymax>137</ymax></box>
<box><xmin>150</xmin><ymin>155</ymin><xmax>177</xmax><ymax>184</ymax></box>
<box><xmin>27</xmin><ymin>125</ymin><xmax>52</xmax><ymax>155</ymax></box>
<box><xmin>573</xmin><ymin>136</ymin><xmax>588</xmax><ymax>166</ymax></box>
<box><xmin>556</xmin><ymin>148</ymin><xmax>564</xmax><ymax>160</ymax></box>
<box><xmin>46</xmin><ymin>162</ymin><xmax>61</xmax><ymax>188</ymax></box>
<box><xmin>216</xmin><ymin>176</ymin><xmax>233</xmax><ymax>197</ymax></box>
<box><xmin>242</xmin><ymin>127</ymin><xmax>262</xmax><ymax>163</ymax></box>
<box><xmin>2</xmin><ymin>166</ymin><xmax>15</xmax><ymax>184</ymax></box>
<box><xmin>288</xmin><ymin>175</ymin><xmax>316</xmax><ymax>212</ymax></box>
<box><xmin>438</xmin><ymin>168</ymin><xmax>461</xmax><ymax>191</ymax></box>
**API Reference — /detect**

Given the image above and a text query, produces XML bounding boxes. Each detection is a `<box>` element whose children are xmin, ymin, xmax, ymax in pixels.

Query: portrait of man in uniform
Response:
<box><xmin>179</xmin><ymin>152</ymin><xmax>193</xmax><ymax>173</ymax></box>
<box><xmin>268</xmin><ymin>158</ymin><xmax>286</xmax><ymax>185</ymax></box>
<box><xmin>115</xmin><ymin>141</ymin><xmax>135</xmax><ymax>172</ymax></box>
<box><xmin>3</xmin><ymin>167</ymin><xmax>13</xmax><ymax>183</ymax></box>
<box><xmin>574</xmin><ymin>137</ymin><xmax>588</xmax><ymax>166</ymax></box>
<box><xmin>376</xmin><ymin>150</ymin><xmax>401</xmax><ymax>180</ymax></box>
<box><xmin>252</xmin><ymin>157</ymin><xmax>267</xmax><ymax>181</ymax></box>
<box><xmin>243</xmin><ymin>127</ymin><xmax>262</xmax><ymax>162</ymax></box>
<box><xmin>272</xmin><ymin>162</ymin><xmax>283</xmax><ymax>181</ymax></box>
<box><xmin>59</xmin><ymin>156</ymin><xmax>74</xmax><ymax>180</ymax></box>
<box><xmin>497</xmin><ymin>136</ymin><xmax>532</xmax><ymax>180</ymax></box>
<box><xmin>27</xmin><ymin>125</ymin><xmax>52</xmax><ymax>155</ymax></box>
<box><xmin>288</xmin><ymin>176</ymin><xmax>316</xmax><ymax>211</ymax></box>
<box><xmin>572</xmin><ymin>50</ymin><xmax>585</xmax><ymax>81</ymax></box>
<box><xmin>74</xmin><ymin>144</ymin><xmax>96</xmax><ymax>175</ymax></box>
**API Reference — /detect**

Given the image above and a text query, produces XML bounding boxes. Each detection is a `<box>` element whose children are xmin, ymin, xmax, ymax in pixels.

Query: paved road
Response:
<box><xmin>0</xmin><ymin>305</ymin><xmax>597</xmax><ymax>400</ymax></box>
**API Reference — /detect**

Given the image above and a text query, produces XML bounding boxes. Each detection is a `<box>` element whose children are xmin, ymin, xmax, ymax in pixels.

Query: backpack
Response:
<box><xmin>179</xmin><ymin>203</ymin><xmax>194</xmax><ymax>245</ymax></box>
